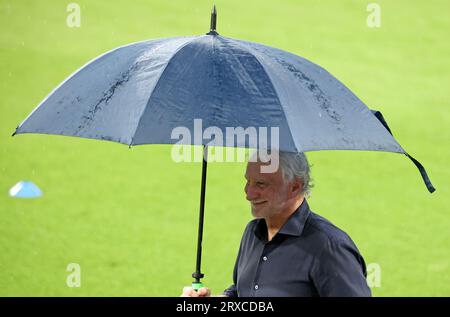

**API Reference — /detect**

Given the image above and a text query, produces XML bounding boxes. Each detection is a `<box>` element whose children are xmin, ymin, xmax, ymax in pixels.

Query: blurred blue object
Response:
<box><xmin>9</xmin><ymin>181</ymin><xmax>43</xmax><ymax>198</ymax></box>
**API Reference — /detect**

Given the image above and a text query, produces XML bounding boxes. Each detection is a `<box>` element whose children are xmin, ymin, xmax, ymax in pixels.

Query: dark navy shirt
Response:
<box><xmin>223</xmin><ymin>199</ymin><xmax>371</xmax><ymax>297</ymax></box>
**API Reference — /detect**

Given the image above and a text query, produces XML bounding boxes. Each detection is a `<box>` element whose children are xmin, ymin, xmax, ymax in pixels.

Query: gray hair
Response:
<box><xmin>279</xmin><ymin>151</ymin><xmax>313</xmax><ymax>197</ymax></box>
<box><xmin>250</xmin><ymin>150</ymin><xmax>313</xmax><ymax>196</ymax></box>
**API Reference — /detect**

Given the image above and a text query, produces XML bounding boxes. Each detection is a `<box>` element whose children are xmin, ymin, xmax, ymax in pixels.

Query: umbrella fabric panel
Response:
<box><xmin>131</xmin><ymin>35</ymin><xmax>296</xmax><ymax>151</ymax></box>
<box><xmin>233</xmin><ymin>37</ymin><xmax>405</xmax><ymax>154</ymax></box>
<box><xmin>16</xmin><ymin>36</ymin><xmax>198</xmax><ymax>145</ymax></box>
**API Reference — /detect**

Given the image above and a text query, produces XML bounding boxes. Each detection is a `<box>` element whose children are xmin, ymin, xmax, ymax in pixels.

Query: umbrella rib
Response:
<box><xmin>128</xmin><ymin>36</ymin><xmax>204</xmax><ymax>147</ymax></box>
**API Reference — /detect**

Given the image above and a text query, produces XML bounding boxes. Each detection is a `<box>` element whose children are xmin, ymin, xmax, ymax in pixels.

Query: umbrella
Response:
<box><xmin>12</xmin><ymin>6</ymin><xmax>435</xmax><ymax>290</ymax></box>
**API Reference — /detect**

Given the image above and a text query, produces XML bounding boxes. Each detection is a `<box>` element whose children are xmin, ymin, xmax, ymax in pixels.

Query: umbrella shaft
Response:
<box><xmin>194</xmin><ymin>146</ymin><xmax>208</xmax><ymax>283</ymax></box>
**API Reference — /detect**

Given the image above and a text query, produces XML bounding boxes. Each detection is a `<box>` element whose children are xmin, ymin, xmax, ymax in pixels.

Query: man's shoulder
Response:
<box><xmin>304</xmin><ymin>211</ymin><xmax>355</xmax><ymax>246</ymax></box>
<box><xmin>244</xmin><ymin>218</ymin><xmax>260</xmax><ymax>233</ymax></box>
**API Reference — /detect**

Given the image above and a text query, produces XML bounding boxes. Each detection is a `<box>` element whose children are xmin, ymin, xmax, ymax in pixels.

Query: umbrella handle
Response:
<box><xmin>192</xmin><ymin>282</ymin><xmax>204</xmax><ymax>291</ymax></box>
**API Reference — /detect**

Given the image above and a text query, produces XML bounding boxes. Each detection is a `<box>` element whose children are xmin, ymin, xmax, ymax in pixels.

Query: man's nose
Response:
<box><xmin>245</xmin><ymin>184</ymin><xmax>259</xmax><ymax>201</ymax></box>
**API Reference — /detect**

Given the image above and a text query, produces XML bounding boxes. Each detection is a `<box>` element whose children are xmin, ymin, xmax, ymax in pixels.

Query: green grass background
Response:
<box><xmin>0</xmin><ymin>0</ymin><xmax>448</xmax><ymax>296</ymax></box>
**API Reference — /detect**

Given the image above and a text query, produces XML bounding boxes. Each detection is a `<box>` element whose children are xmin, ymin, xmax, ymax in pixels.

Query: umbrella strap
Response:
<box><xmin>404</xmin><ymin>152</ymin><xmax>436</xmax><ymax>193</ymax></box>
<box><xmin>371</xmin><ymin>109</ymin><xmax>435</xmax><ymax>193</ymax></box>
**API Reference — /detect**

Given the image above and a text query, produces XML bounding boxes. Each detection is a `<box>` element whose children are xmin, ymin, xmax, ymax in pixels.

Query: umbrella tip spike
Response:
<box><xmin>207</xmin><ymin>4</ymin><xmax>218</xmax><ymax>35</ymax></box>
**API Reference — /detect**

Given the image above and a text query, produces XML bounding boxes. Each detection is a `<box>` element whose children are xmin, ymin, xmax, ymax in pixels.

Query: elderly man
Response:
<box><xmin>182</xmin><ymin>151</ymin><xmax>371</xmax><ymax>297</ymax></box>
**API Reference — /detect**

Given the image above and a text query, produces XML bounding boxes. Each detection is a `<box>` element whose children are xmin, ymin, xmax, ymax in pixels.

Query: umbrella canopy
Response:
<box><xmin>13</xmin><ymin>6</ymin><xmax>434</xmax><ymax>289</ymax></box>
<box><xmin>15</xmin><ymin>29</ymin><xmax>402</xmax><ymax>154</ymax></box>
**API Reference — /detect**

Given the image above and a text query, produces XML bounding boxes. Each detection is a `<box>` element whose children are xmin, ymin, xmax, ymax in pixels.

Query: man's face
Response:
<box><xmin>244</xmin><ymin>161</ymin><xmax>297</xmax><ymax>218</ymax></box>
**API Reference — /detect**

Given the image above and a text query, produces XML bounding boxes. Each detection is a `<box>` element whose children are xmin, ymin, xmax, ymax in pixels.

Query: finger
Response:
<box><xmin>197</xmin><ymin>287</ymin><xmax>211</xmax><ymax>297</ymax></box>
<box><xmin>181</xmin><ymin>286</ymin><xmax>197</xmax><ymax>297</ymax></box>
<box><xmin>189</xmin><ymin>290</ymin><xmax>199</xmax><ymax>297</ymax></box>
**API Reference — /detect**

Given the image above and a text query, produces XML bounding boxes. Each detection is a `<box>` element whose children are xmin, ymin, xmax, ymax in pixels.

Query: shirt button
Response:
<box><xmin>254</xmin><ymin>285</ymin><xmax>259</xmax><ymax>290</ymax></box>
<box><xmin>262</xmin><ymin>256</ymin><xmax>268</xmax><ymax>261</ymax></box>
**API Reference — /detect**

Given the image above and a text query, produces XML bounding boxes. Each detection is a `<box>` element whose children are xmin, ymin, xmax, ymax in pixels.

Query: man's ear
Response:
<box><xmin>290</xmin><ymin>179</ymin><xmax>302</xmax><ymax>197</ymax></box>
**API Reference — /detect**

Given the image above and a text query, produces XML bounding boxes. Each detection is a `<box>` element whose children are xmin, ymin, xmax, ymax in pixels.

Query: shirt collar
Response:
<box><xmin>254</xmin><ymin>198</ymin><xmax>311</xmax><ymax>241</ymax></box>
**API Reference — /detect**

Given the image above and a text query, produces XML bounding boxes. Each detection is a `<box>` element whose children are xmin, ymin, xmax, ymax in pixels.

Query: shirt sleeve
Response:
<box><xmin>311</xmin><ymin>237</ymin><xmax>372</xmax><ymax>297</ymax></box>
<box><xmin>222</xmin><ymin>284</ymin><xmax>237</xmax><ymax>297</ymax></box>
